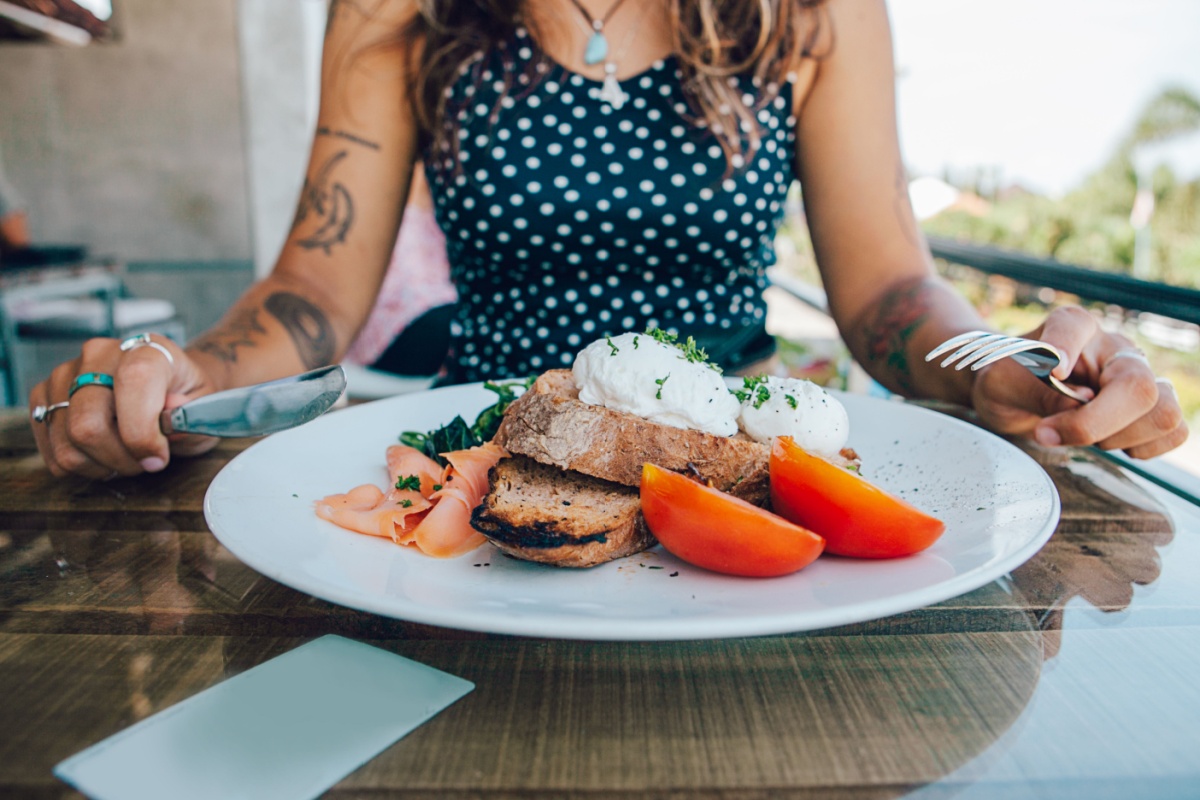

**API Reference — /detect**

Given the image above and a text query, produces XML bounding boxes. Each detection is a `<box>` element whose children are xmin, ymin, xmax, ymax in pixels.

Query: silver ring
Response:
<box><xmin>120</xmin><ymin>332</ymin><xmax>175</xmax><ymax>366</ymax></box>
<box><xmin>32</xmin><ymin>400</ymin><xmax>70</xmax><ymax>423</ymax></box>
<box><xmin>1103</xmin><ymin>349</ymin><xmax>1150</xmax><ymax>370</ymax></box>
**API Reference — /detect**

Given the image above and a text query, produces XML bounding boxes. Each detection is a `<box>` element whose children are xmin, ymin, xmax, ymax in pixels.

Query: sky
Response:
<box><xmin>887</xmin><ymin>0</ymin><xmax>1200</xmax><ymax>197</ymax></box>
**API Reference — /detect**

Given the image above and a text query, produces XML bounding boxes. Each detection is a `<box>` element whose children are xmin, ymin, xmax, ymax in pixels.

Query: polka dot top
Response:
<box><xmin>424</xmin><ymin>26</ymin><xmax>797</xmax><ymax>385</ymax></box>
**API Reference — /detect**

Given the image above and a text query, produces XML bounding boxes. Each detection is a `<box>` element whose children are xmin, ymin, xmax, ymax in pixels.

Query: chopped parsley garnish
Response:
<box><xmin>645</xmin><ymin>327</ymin><xmax>678</xmax><ymax>346</ymax></box>
<box><xmin>432</xmin><ymin>484</ymin><xmax>443</xmax><ymax>492</ymax></box>
<box><xmin>785</xmin><ymin>393</ymin><xmax>798</xmax><ymax>409</ymax></box>
<box><xmin>643</xmin><ymin>326</ymin><xmax>721</xmax><ymax>373</ymax></box>
<box><xmin>732</xmin><ymin>375</ymin><xmax>772</xmax><ymax>408</ymax></box>
<box><xmin>655</xmin><ymin>373</ymin><xmax>670</xmax><ymax>399</ymax></box>
<box><xmin>394</xmin><ymin>474</ymin><xmax>421</xmax><ymax>491</ymax></box>
<box><xmin>606</xmin><ymin>335</ymin><xmax>619</xmax><ymax>355</ymax></box>
<box><xmin>399</xmin><ymin>498</ymin><xmax>413</xmax><ymax>508</ymax></box>
<box><xmin>399</xmin><ymin>375</ymin><xmax>535</xmax><ymax>467</ymax></box>
<box><xmin>678</xmin><ymin>336</ymin><xmax>711</xmax><ymax>366</ymax></box>
<box><xmin>633</xmin><ymin>335</ymin><xmax>639</xmax><ymax>349</ymax></box>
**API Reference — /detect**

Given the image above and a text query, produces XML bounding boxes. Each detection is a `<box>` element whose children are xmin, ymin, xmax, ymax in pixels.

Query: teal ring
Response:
<box><xmin>69</xmin><ymin>372</ymin><xmax>116</xmax><ymax>397</ymax></box>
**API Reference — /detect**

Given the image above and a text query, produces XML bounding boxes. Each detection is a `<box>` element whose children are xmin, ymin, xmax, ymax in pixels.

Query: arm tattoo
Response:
<box><xmin>265</xmin><ymin>292</ymin><xmax>336</xmax><ymax>370</ymax></box>
<box><xmin>191</xmin><ymin>308</ymin><xmax>266</xmax><ymax>364</ymax></box>
<box><xmin>859</xmin><ymin>278</ymin><xmax>935</xmax><ymax>397</ymax></box>
<box><xmin>292</xmin><ymin>150</ymin><xmax>355</xmax><ymax>255</ymax></box>
<box><xmin>317</xmin><ymin>127</ymin><xmax>381</xmax><ymax>151</ymax></box>
<box><xmin>893</xmin><ymin>163</ymin><xmax>919</xmax><ymax>247</ymax></box>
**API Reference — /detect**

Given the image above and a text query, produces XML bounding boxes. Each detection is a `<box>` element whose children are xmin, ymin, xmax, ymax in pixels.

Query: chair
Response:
<box><xmin>0</xmin><ymin>264</ymin><xmax>184</xmax><ymax>406</ymax></box>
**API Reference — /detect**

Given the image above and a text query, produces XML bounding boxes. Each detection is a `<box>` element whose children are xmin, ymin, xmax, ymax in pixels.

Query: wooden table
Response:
<box><xmin>1</xmin><ymin>406</ymin><xmax>1198</xmax><ymax>798</ymax></box>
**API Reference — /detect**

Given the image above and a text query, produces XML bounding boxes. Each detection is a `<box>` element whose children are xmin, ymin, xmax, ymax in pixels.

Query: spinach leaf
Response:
<box><xmin>399</xmin><ymin>376</ymin><xmax>535</xmax><ymax>467</ymax></box>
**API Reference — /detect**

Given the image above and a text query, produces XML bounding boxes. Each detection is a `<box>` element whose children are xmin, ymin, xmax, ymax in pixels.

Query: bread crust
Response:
<box><xmin>493</xmin><ymin>370</ymin><xmax>770</xmax><ymax>505</ymax></box>
<box><xmin>471</xmin><ymin>456</ymin><xmax>656</xmax><ymax>568</ymax></box>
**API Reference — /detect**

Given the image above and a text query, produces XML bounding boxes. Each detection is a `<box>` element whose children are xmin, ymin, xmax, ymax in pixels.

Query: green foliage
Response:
<box><xmin>1124</xmin><ymin>86</ymin><xmax>1200</xmax><ymax>148</ymax></box>
<box><xmin>924</xmin><ymin>86</ymin><xmax>1200</xmax><ymax>287</ymax></box>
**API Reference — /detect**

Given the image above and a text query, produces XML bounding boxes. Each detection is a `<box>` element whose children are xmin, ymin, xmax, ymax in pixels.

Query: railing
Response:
<box><xmin>926</xmin><ymin>237</ymin><xmax>1200</xmax><ymax>326</ymax></box>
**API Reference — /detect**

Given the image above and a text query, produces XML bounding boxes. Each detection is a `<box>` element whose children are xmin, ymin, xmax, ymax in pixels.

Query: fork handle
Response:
<box><xmin>1043</xmin><ymin>373</ymin><xmax>1090</xmax><ymax>404</ymax></box>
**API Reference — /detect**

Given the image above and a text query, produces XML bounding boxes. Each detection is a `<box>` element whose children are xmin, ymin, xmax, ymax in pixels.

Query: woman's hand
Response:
<box><xmin>970</xmin><ymin>306</ymin><xmax>1189</xmax><ymax>459</ymax></box>
<box><xmin>28</xmin><ymin>333</ymin><xmax>221</xmax><ymax>479</ymax></box>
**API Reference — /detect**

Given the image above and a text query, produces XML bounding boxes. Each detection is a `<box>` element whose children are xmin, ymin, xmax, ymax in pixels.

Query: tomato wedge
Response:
<box><xmin>639</xmin><ymin>462</ymin><xmax>825</xmax><ymax>577</ymax></box>
<box><xmin>770</xmin><ymin>436</ymin><xmax>945</xmax><ymax>559</ymax></box>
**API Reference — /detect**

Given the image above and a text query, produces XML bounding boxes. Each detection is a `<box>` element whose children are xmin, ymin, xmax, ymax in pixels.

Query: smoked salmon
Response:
<box><xmin>316</xmin><ymin>442</ymin><xmax>508</xmax><ymax>557</ymax></box>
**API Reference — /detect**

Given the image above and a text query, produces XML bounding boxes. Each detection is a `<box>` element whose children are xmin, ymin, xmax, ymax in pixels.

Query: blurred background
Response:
<box><xmin>0</xmin><ymin>0</ymin><xmax>1197</xmax><ymax>472</ymax></box>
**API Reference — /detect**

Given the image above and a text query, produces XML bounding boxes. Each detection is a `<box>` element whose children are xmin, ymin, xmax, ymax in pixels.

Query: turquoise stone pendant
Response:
<box><xmin>584</xmin><ymin>31</ymin><xmax>609</xmax><ymax>65</ymax></box>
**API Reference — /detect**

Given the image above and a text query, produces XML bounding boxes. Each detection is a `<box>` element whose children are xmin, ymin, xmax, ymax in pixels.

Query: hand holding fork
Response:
<box><xmin>922</xmin><ymin>312</ymin><xmax>1186</xmax><ymax>460</ymax></box>
<box><xmin>925</xmin><ymin>330</ymin><xmax>1092</xmax><ymax>404</ymax></box>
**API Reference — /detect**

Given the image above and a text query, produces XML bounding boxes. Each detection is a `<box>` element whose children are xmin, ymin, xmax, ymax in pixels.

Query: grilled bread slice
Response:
<box><xmin>492</xmin><ymin>369</ymin><xmax>770</xmax><ymax>506</ymax></box>
<box><xmin>471</xmin><ymin>455</ymin><xmax>656</xmax><ymax>568</ymax></box>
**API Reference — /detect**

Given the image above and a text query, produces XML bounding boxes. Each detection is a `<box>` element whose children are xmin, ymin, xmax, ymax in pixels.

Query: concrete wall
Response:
<box><xmin>0</xmin><ymin>0</ymin><xmax>252</xmax><ymax>262</ymax></box>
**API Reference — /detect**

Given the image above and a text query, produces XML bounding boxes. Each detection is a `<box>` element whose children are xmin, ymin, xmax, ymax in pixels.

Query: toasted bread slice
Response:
<box><xmin>493</xmin><ymin>369</ymin><xmax>770</xmax><ymax>506</ymax></box>
<box><xmin>471</xmin><ymin>456</ymin><xmax>656</xmax><ymax>568</ymax></box>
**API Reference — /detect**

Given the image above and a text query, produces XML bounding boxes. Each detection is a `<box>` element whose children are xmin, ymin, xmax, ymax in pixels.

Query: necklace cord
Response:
<box><xmin>567</xmin><ymin>0</ymin><xmax>633</xmax><ymax>27</ymax></box>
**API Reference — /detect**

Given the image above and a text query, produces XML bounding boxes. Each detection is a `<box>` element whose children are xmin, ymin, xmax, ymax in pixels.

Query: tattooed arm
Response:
<box><xmin>843</xmin><ymin>275</ymin><xmax>980</xmax><ymax>404</ymax></box>
<box><xmin>27</xmin><ymin>1</ymin><xmax>428</xmax><ymax>479</ymax></box>
<box><xmin>185</xmin><ymin>0</ymin><xmax>422</xmax><ymax>389</ymax></box>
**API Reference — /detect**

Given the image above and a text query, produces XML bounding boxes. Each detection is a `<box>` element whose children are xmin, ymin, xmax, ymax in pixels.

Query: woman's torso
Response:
<box><xmin>424</xmin><ymin>25</ymin><xmax>797</xmax><ymax>384</ymax></box>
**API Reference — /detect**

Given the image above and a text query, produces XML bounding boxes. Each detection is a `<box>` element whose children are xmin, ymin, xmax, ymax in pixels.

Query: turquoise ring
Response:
<box><xmin>69</xmin><ymin>372</ymin><xmax>116</xmax><ymax>397</ymax></box>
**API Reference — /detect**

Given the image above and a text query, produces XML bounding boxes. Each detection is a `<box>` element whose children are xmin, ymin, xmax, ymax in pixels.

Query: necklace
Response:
<box><xmin>567</xmin><ymin>0</ymin><xmax>632</xmax><ymax>66</ymax></box>
<box><xmin>566</xmin><ymin>0</ymin><xmax>648</xmax><ymax>109</ymax></box>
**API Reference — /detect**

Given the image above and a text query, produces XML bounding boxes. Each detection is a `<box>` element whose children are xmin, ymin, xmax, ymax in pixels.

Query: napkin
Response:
<box><xmin>54</xmin><ymin>635</ymin><xmax>473</xmax><ymax>800</ymax></box>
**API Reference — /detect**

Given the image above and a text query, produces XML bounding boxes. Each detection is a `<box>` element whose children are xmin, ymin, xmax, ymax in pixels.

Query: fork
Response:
<box><xmin>925</xmin><ymin>330</ymin><xmax>1090</xmax><ymax>403</ymax></box>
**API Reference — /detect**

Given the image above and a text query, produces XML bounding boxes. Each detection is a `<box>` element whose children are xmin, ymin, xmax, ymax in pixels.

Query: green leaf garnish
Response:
<box><xmin>643</xmin><ymin>326</ymin><xmax>721</xmax><ymax>373</ymax></box>
<box><xmin>732</xmin><ymin>375</ymin><xmax>771</xmax><ymax>408</ymax></box>
<box><xmin>399</xmin><ymin>376</ymin><xmax>535</xmax><ymax>467</ymax></box>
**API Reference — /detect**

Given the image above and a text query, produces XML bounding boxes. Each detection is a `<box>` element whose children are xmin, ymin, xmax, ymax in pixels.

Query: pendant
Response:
<box><xmin>598</xmin><ymin>70</ymin><xmax>628</xmax><ymax>109</ymax></box>
<box><xmin>584</xmin><ymin>31</ymin><xmax>609</xmax><ymax>65</ymax></box>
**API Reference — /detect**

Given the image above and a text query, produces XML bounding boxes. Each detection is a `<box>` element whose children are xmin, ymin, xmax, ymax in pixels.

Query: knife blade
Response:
<box><xmin>159</xmin><ymin>365</ymin><xmax>347</xmax><ymax>437</ymax></box>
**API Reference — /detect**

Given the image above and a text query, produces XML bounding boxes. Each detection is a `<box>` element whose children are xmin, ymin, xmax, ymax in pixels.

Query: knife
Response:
<box><xmin>159</xmin><ymin>365</ymin><xmax>347</xmax><ymax>437</ymax></box>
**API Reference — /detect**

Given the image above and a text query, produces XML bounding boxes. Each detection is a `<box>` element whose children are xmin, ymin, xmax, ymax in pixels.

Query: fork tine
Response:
<box><xmin>924</xmin><ymin>330</ymin><xmax>994</xmax><ymax>361</ymax></box>
<box><xmin>938</xmin><ymin>334</ymin><xmax>1011</xmax><ymax>368</ymax></box>
<box><xmin>969</xmin><ymin>339</ymin><xmax>1061</xmax><ymax>371</ymax></box>
<box><xmin>948</xmin><ymin>335</ymin><xmax>1026</xmax><ymax>370</ymax></box>
<box><xmin>950</xmin><ymin>340</ymin><xmax>1036</xmax><ymax>371</ymax></box>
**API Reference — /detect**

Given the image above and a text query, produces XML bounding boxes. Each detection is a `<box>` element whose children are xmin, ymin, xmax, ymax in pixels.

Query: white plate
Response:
<box><xmin>205</xmin><ymin>384</ymin><xmax>1060</xmax><ymax>640</ymax></box>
